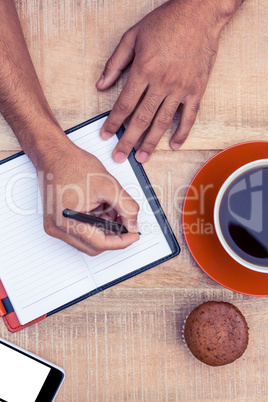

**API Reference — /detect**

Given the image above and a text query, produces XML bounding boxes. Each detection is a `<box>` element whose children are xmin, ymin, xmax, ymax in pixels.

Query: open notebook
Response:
<box><xmin>0</xmin><ymin>112</ymin><xmax>180</xmax><ymax>332</ymax></box>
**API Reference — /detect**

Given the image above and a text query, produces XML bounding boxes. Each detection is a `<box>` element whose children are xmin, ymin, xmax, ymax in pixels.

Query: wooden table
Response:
<box><xmin>1</xmin><ymin>0</ymin><xmax>267</xmax><ymax>400</ymax></box>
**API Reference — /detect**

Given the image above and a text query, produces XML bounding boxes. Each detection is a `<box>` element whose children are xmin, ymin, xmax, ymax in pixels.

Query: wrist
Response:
<box><xmin>1</xmin><ymin>90</ymin><xmax>70</xmax><ymax>168</ymax></box>
<box><xmin>201</xmin><ymin>0</ymin><xmax>244</xmax><ymax>26</ymax></box>
<box><xmin>170</xmin><ymin>0</ymin><xmax>244</xmax><ymax>29</ymax></box>
<box><xmin>218</xmin><ymin>0</ymin><xmax>245</xmax><ymax>20</ymax></box>
<box><xmin>20</xmin><ymin>121</ymin><xmax>71</xmax><ymax>170</ymax></box>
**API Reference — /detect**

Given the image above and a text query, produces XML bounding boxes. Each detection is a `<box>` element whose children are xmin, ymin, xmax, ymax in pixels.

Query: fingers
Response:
<box><xmin>96</xmin><ymin>28</ymin><xmax>137</xmax><ymax>90</ymax></box>
<box><xmin>169</xmin><ymin>97</ymin><xmax>201</xmax><ymax>150</ymax></box>
<box><xmin>99</xmin><ymin>69</ymin><xmax>148</xmax><ymax>143</ymax></box>
<box><xmin>101</xmin><ymin>74</ymin><xmax>202</xmax><ymax>162</ymax></box>
<box><xmin>103</xmin><ymin>89</ymin><xmax>201</xmax><ymax>163</ymax></box>
<box><xmin>64</xmin><ymin>221</ymin><xmax>140</xmax><ymax>253</ymax></box>
<box><xmin>42</xmin><ymin>155</ymin><xmax>140</xmax><ymax>255</ymax></box>
<box><xmin>45</xmin><ymin>217</ymin><xmax>140</xmax><ymax>257</ymax></box>
<box><xmin>90</xmin><ymin>203</ymin><xmax>118</xmax><ymax>221</ymax></box>
<box><xmin>135</xmin><ymin>97</ymin><xmax>181</xmax><ymax>163</ymax></box>
<box><xmin>98</xmin><ymin>179</ymin><xmax>140</xmax><ymax>233</ymax></box>
<box><xmin>111</xmin><ymin>89</ymin><xmax>165</xmax><ymax>162</ymax></box>
<box><xmin>135</xmin><ymin>95</ymin><xmax>201</xmax><ymax>160</ymax></box>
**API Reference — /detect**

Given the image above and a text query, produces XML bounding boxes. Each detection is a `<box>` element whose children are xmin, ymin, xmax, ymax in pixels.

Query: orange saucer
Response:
<box><xmin>182</xmin><ymin>141</ymin><xmax>268</xmax><ymax>296</ymax></box>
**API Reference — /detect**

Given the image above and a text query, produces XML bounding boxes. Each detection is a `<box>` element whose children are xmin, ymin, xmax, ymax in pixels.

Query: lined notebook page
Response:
<box><xmin>67</xmin><ymin>120</ymin><xmax>172</xmax><ymax>287</ymax></box>
<box><xmin>0</xmin><ymin>155</ymin><xmax>96</xmax><ymax>325</ymax></box>
<box><xmin>0</xmin><ymin>116</ymin><xmax>172</xmax><ymax>326</ymax></box>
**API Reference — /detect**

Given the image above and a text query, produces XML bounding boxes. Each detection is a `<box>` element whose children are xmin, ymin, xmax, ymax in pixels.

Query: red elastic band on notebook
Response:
<box><xmin>0</xmin><ymin>300</ymin><xmax>6</xmax><ymax>317</ymax></box>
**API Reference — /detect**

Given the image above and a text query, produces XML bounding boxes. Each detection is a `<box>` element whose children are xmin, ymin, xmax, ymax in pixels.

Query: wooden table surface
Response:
<box><xmin>1</xmin><ymin>0</ymin><xmax>268</xmax><ymax>400</ymax></box>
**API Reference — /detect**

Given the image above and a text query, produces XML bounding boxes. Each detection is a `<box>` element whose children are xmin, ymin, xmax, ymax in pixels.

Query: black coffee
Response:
<box><xmin>219</xmin><ymin>166</ymin><xmax>268</xmax><ymax>267</ymax></box>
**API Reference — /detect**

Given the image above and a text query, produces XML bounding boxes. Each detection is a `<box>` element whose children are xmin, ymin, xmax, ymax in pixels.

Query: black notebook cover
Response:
<box><xmin>0</xmin><ymin>111</ymin><xmax>180</xmax><ymax>331</ymax></box>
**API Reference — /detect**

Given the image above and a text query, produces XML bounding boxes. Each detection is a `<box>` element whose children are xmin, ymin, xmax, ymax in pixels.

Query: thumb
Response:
<box><xmin>96</xmin><ymin>27</ymin><xmax>137</xmax><ymax>90</ymax></box>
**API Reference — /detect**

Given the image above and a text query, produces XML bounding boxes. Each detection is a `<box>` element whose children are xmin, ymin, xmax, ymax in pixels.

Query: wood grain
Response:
<box><xmin>0</xmin><ymin>0</ymin><xmax>268</xmax><ymax>401</ymax></box>
<box><xmin>0</xmin><ymin>0</ymin><xmax>267</xmax><ymax>152</ymax></box>
<box><xmin>1</xmin><ymin>288</ymin><xmax>268</xmax><ymax>401</ymax></box>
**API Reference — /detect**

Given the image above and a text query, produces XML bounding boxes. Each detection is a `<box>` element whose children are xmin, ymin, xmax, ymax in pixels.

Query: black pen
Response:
<box><xmin>62</xmin><ymin>208</ymin><xmax>129</xmax><ymax>234</ymax></box>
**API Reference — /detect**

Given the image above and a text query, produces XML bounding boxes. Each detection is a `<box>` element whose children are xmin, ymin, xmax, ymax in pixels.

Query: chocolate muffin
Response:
<box><xmin>183</xmin><ymin>301</ymin><xmax>249</xmax><ymax>366</ymax></box>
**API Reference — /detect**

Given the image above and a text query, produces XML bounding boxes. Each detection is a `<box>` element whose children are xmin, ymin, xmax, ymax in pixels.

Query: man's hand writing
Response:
<box><xmin>36</xmin><ymin>138</ymin><xmax>140</xmax><ymax>256</ymax></box>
